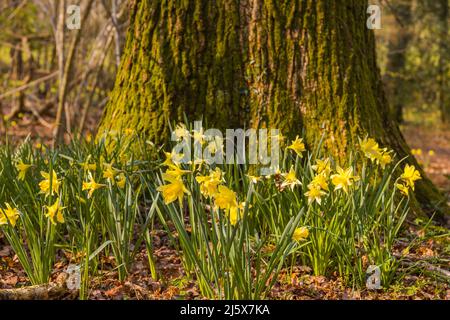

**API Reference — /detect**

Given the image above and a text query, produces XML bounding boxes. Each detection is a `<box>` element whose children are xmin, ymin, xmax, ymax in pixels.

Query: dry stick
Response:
<box><xmin>0</xmin><ymin>71</ymin><xmax>58</xmax><ymax>100</ymax></box>
<box><xmin>393</xmin><ymin>253</ymin><xmax>450</xmax><ymax>279</ymax></box>
<box><xmin>78</xmin><ymin>35</ymin><xmax>113</xmax><ymax>136</ymax></box>
<box><xmin>76</xmin><ymin>1</ymin><xmax>127</xmax><ymax>136</ymax></box>
<box><xmin>53</xmin><ymin>0</ymin><xmax>95</xmax><ymax>146</ymax></box>
<box><xmin>0</xmin><ymin>283</ymin><xmax>67</xmax><ymax>300</ymax></box>
<box><xmin>53</xmin><ymin>0</ymin><xmax>65</xmax><ymax>145</ymax></box>
<box><xmin>111</xmin><ymin>0</ymin><xmax>122</xmax><ymax>68</ymax></box>
<box><xmin>74</xmin><ymin>20</ymin><xmax>116</xmax><ymax>135</ymax></box>
<box><xmin>0</xmin><ymin>274</ymin><xmax>73</xmax><ymax>300</ymax></box>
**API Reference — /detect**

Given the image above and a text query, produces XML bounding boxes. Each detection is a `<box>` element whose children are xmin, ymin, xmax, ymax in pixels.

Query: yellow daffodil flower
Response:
<box><xmin>103</xmin><ymin>163</ymin><xmax>117</xmax><ymax>181</ymax></box>
<box><xmin>162</xmin><ymin>151</ymin><xmax>184</xmax><ymax>168</ymax></box>
<box><xmin>79</xmin><ymin>161</ymin><xmax>97</xmax><ymax>171</ymax></box>
<box><xmin>310</xmin><ymin>173</ymin><xmax>329</xmax><ymax>191</ymax></box>
<box><xmin>311</xmin><ymin>158</ymin><xmax>331</xmax><ymax>176</ymax></box>
<box><xmin>192</xmin><ymin>128</ymin><xmax>206</xmax><ymax>145</ymax></box>
<box><xmin>331</xmin><ymin>166</ymin><xmax>358</xmax><ymax>193</ymax></box>
<box><xmin>360</xmin><ymin>138</ymin><xmax>382</xmax><ymax>162</ymax></box>
<box><xmin>39</xmin><ymin>170</ymin><xmax>61</xmax><ymax>196</ymax></box>
<box><xmin>0</xmin><ymin>203</ymin><xmax>20</xmax><ymax>227</ymax></box>
<box><xmin>16</xmin><ymin>160</ymin><xmax>32</xmax><ymax>181</ymax></box>
<box><xmin>247</xmin><ymin>174</ymin><xmax>261</xmax><ymax>184</ymax></box>
<box><xmin>82</xmin><ymin>176</ymin><xmax>106</xmax><ymax>198</ymax></box>
<box><xmin>287</xmin><ymin>136</ymin><xmax>306</xmax><ymax>157</ymax></box>
<box><xmin>227</xmin><ymin>202</ymin><xmax>247</xmax><ymax>226</ymax></box>
<box><xmin>305</xmin><ymin>184</ymin><xmax>326</xmax><ymax>205</ymax></box>
<box><xmin>196</xmin><ymin>168</ymin><xmax>222</xmax><ymax>198</ymax></box>
<box><xmin>116</xmin><ymin>173</ymin><xmax>126</xmax><ymax>189</ymax></box>
<box><xmin>396</xmin><ymin>183</ymin><xmax>409</xmax><ymax>196</ymax></box>
<box><xmin>174</xmin><ymin>123</ymin><xmax>190</xmax><ymax>141</ymax></box>
<box><xmin>214</xmin><ymin>185</ymin><xmax>238</xmax><ymax>210</ymax></box>
<box><xmin>378</xmin><ymin>149</ymin><xmax>393</xmax><ymax>169</ymax></box>
<box><xmin>400</xmin><ymin>164</ymin><xmax>421</xmax><ymax>190</ymax></box>
<box><xmin>164</xmin><ymin>165</ymin><xmax>191</xmax><ymax>181</ymax></box>
<box><xmin>292</xmin><ymin>226</ymin><xmax>309</xmax><ymax>241</ymax></box>
<box><xmin>281</xmin><ymin>167</ymin><xmax>301</xmax><ymax>190</ymax></box>
<box><xmin>45</xmin><ymin>200</ymin><xmax>65</xmax><ymax>225</ymax></box>
<box><xmin>157</xmin><ymin>175</ymin><xmax>190</xmax><ymax>205</ymax></box>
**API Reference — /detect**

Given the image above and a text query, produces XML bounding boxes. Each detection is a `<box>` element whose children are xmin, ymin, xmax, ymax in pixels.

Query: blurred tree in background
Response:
<box><xmin>0</xmin><ymin>0</ymin><xmax>128</xmax><ymax>143</ymax></box>
<box><xmin>377</xmin><ymin>0</ymin><xmax>449</xmax><ymax>126</ymax></box>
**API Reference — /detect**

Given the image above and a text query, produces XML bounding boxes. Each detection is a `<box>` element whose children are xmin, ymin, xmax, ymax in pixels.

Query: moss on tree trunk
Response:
<box><xmin>99</xmin><ymin>0</ymin><xmax>449</xmax><ymax>222</ymax></box>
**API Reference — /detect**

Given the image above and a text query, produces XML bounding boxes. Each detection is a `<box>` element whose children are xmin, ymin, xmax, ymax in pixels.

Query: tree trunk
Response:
<box><xmin>99</xmin><ymin>0</ymin><xmax>449</xmax><ymax>222</ymax></box>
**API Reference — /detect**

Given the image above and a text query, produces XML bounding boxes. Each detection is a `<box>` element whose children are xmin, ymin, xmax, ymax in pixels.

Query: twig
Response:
<box><xmin>0</xmin><ymin>71</ymin><xmax>58</xmax><ymax>100</ymax></box>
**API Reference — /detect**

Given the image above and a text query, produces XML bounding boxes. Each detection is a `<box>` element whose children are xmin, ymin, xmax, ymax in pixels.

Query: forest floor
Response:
<box><xmin>0</xmin><ymin>109</ymin><xmax>449</xmax><ymax>300</ymax></box>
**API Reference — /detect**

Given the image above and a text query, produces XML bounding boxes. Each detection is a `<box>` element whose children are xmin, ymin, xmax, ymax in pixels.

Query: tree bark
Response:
<box><xmin>99</xmin><ymin>0</ymin><xmax>449</xmax><ymax>222</ymax></box>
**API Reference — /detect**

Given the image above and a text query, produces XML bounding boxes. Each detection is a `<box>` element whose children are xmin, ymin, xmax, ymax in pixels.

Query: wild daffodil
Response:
<box><xmin>82</xmin><ymin>176</ymin><xmax>106</xmax><ymax>198</ymax></box>
<box><xmin>162</xmin><ymin>151</ymin><xmax>184</xmax><ymax>168</ymax></box>
<box><xmin>247</xmin><ymin>174</ymin><xmax>261</xmax><ymax>184</ymax></box>
<box><xmin>378</xmin><ymin>149</ymin><xmax>393</xmax><ymax>168</ymax></box>
<box><xmin>287</xmin><ymin>136</ymin><xmax>306</xmax><ymax>157</ymax></box>
<box><xmin>16</xmin><ymin>160</ymin><xmax>32</xmax><ymax>181</ymax></box>
<box><xmin>45</xmin><ymin>200</ymin><xmax>65</xmax><ymax>225</ymax></box>
<box><xmin>116</xmin><ymin>173</ymin><xmax>126</xmax><ymax>189</ymax></box>
<box><xmin>39</xmin><ymin>170</ymin><xmax>61</xmax><ymax>196</ymax></box>
<box><xmin>192</xmin><ymin>128</ymin><xmax>206</xmax><ymax>145</ymax></box>
<box><xmin>196</xmin><ymin>168</ymin><xmax>222</xmax><ymax>198</ymax></box>
<box><xmin>227</xmin><ymin>202</ymin><xmax>247</xmax><ymax>226</ymax></box>
<box><xmin>174</xmin><ymin>123</ymin><xmax>190</xmax><ymax>141</ymax></box>
<box><xmin>281</xmin><ymin>167</ymin><xmax>301</xmax><ymax>190</ymax></box>
<box><xmin>396</xmin><ymin>183</ymin><xmax>409</xmax><ymax>196</ymax></box>
<box><xmin>292</xmin><ymin>227</ymin><xmax>309</xmax><ymax>241</ymax></box>
<box><xmin>360</xmin><ymin>138</ymin><xmax>382</xmax><ymax>162</ymax></box>
<box><xmin>311</xmin><ymin>158</ymin><xmax>331</xmax><ymax>176</ymax></box>
<box><xmin>214</xmin><ymin>185</ymin><xmax>238</xmax><ymax>210</ymax></box>
<box><xmin>164</xmin><ymin>165</ymin><xmax>191</xmax><ymax>180</ymax></box>
<box><xmin>310</xmin><ymin>173</ymin><xmax>329</xmax><ymax>191</ymax></box>
<box><xmin>79</xmin><ymin>161</ymin><xmax>97</xmax><ymax>171</ymax></box>
<box><xmin>331</xmin><ymin>166</ymin><xmax>358</xmax><ymax>193</ymax></box>
<box><xmin>157</xmin><ymin>175</ymin><xmax>190</xmax><ymax>205</ymax></box>
<box><xmin>103</xmin><ymin>163</ymin><xmax>117</xmax><ymax>181</ymax></box>
<box><xmin>305</xmin><ymin>184</ymin><xmax>326</xmax><ymax>205</ymax></box>
<box><xmin>0</xmin><ymin>203</ymin><xmax>20</xmax><ymax>227</ymax></box>
<box><xmin>400</xmin><ymin>164</ymin><xmax>421</xmax><ymax>190</ymax></box>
